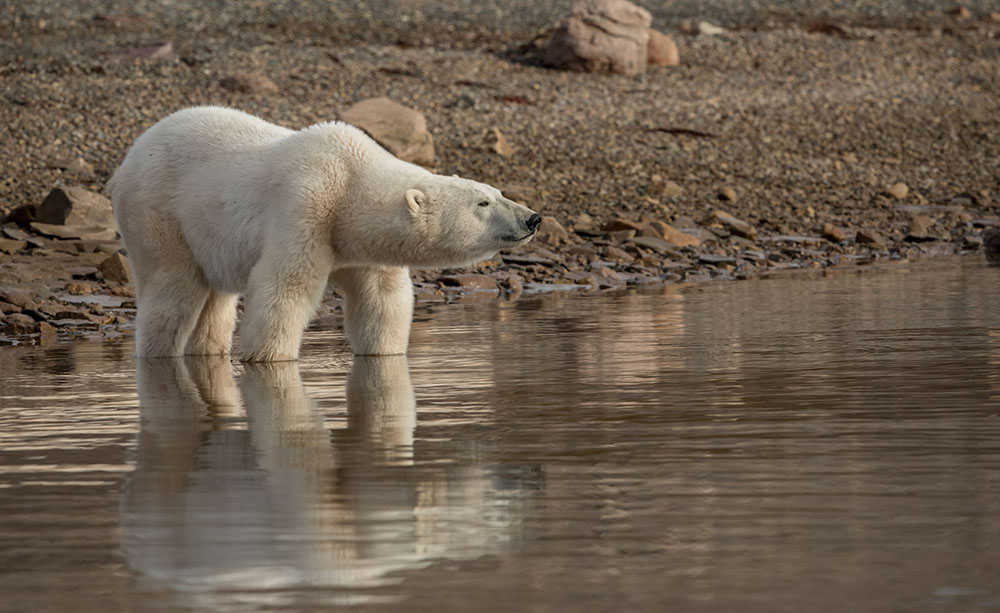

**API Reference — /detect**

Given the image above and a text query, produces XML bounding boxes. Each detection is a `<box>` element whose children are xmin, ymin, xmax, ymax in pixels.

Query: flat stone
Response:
<box><xmin>764</xmin><ymin>235</ymin><xmax>825</xmax><ymax>246</ymax></box>
<box><xmin>711</xmin><ymin>210</ymin><xmax>757</xmax><ymax>239</ymax></box>
<box><xmin>30</xmin><ymin>223</ymin><xmax>117</xmax><ymax>241</ymax></box>
<box><xmin>341</xmin><ymin>97</ymin><xmax>434</xmax><ymax>167</ymax></box>
<box><xmin>972</xmin><ymin>217</ymin><xmax>999</xmax><ymax>228</ymax></box>
<box><xmin>438</xmin><ymin>274</ymin><xmax>498</xmax><ymax>291</ymax></box>
<box><xmin>544</xmin><ymin>0</ymin><xmax>652</xmax><ymax>76</ymax></box>
<box><xmin>602</xmin><ymin>218</ymin><xmax>643</xmax><ymax>232</ymax></box>
<box><xmin>0</xmin><ymin>238</ymin><xmax>26</xmax><ymax>254</ymax></box>
<box><xmin>698</xmin><ymin>253</ymin><xmax>737</xmax><ymax>265</ymax></box>
<box><xmin>502</xmin><ymin>254</ymin><xmax>556</xmax><ymax>266</ymax></box>
<box><xmin>0</xmin><ymin>313</ymin><xmax>39</xmax><ymax>336</ymax></box>
<box><xmin>99</xmin><ymin>253</ymin><xmax>134</xmax><ymax>284</ymax></box>
<box><xmin>629</xmin><ymin>235</ymin><xmax>678</xmax><ymax>255</ymax></box>
<box><xmin>652</xmin><ymin>222</ymin><xmax>701</xmax><ymax>248</ymax></box>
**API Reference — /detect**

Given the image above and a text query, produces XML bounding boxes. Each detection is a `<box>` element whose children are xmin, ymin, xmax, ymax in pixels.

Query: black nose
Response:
<box><xmin>526</xmin><ymin>214</ymin><xmax>542</xmax><ymax>233</ymax></box>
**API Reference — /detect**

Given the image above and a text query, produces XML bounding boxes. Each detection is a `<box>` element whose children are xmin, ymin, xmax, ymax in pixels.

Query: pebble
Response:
<box><xmin>856</xmin><ymin>229</ymin><xmax>888</xmax><ymax>250</ymax></box>
<box><xmin>718</xmin><ymin>186</ymin><xmax>738</xmax><ymax>202</ymax></box>
<box><xmin>904</xmin><ymin>215</ymin><xmax>937</xmax><ymax>242</ymax></box>
<box><xmin>219</xmin><ymin>72</ymin><xmax>280</xmax><ymax>95</ymax></box>
<box><xmin>887</xmin><ymin>182</ymin><xmax>909</xmax><ymax>199</ymax></box>
<box><xmin>99</xmin><ymin>253</ymin><xmax>134</xmax><ymax>284</ymax></box>
<box><xmin>711</xmin><ymin>210</ymin><xmax>757</xmax><ymax>239</ymax></box>
<box><xmin>821</xmin><ymin>223</ymin><xmax>848</xmax><ymax>242</ymax></box>
<box><xmin>647</xmin><ymin>29</ymin><xmax>679</xmax><ymax>66</ymax></box>
<box><xmin>484</xmin><ymin>127</ymin><xmax>515</xmax><ymax>157</ymax></box>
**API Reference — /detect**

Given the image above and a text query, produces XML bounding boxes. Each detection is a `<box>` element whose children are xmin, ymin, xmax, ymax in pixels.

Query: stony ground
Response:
<box><xmin>1</xmin><ymin>1</ymin><xmax>999</xmax><ymax>345</ymax></box>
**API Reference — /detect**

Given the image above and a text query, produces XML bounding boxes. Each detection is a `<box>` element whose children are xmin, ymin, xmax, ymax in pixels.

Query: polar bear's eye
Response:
<box><xmin>477</xmin><ymin>200</ymin><xmax>490</xmax><ymax>207</ymax></box>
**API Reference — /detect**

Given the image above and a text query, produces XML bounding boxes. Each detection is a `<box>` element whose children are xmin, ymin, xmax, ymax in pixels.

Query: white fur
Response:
<box><xmin>110</xmin><ymin>106</ymin><xmax>538</xmax><ymax>361</ymax></box>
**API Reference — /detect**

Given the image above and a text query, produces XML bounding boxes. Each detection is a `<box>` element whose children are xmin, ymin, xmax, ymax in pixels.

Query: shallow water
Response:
<box><xmin>2</xmin><ymin>257</ymin><xmax>999</xmax><ymax>612</ymax></box>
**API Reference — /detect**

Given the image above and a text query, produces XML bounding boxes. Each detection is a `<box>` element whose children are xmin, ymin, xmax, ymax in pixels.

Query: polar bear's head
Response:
<box><xmin>400</xmin><ymin>175</ymin><xmax>541</xmax><ymax>268</ymax></box>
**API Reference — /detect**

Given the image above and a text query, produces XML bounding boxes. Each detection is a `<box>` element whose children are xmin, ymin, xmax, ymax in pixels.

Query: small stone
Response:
<box><xmin>821</xmin><ymin>223</ymin><xmax>848</xmax><ymax>242</ymax></box>
<box><xmin>856</xmin><ymin>229</ymin><xmax>888</xmax><ymax>250</ymax></box>
<box><xmin>904</xmin><ymin>215</ymin><xmax>937</xmax><ymax>242</ymax></box>
<box><xmin>711</xmin><ymin>210</ymin><xmax>757</xmax><ymax>239</ymax></box>
<box><xmin>604</xmin><ymin>246</ymin><xmax>633</xmax><ymax>262</ymax></box>
<box><xmin>950</xmin><ymin>5</ymin><xmax>972</xmax><ymax>18</ymax></box>
<box><xmin>219</xmin><ymin>71</ymin><xmax>279</xmax><ymax>95</ymax></box>
<box><xmin>65</xmin><ymin>281</ymin><xmax>95</xmax><ymax>295</ymax></box>
<box><xmin>6</xmin><ymin>205</ymin><xmax>36</xmax><ymax>226</ymax></box>
<box><xmin>649</xmin><ymin>221</ymin><xmax>701</xmax><ymax>247</ymax></box>
<box><xmin>64</xmin><ymin>157</ymin><xmax>96</xmax><ymax>180</ymax></box>
<box><xmin>607</xmin><ymin>229</ymin><xmax>637</xmax><ymax>242</ymax></box>
<box><xmin>592</xmin><ymin>266</ymin><xmax>626</xmax><ymax>288</ymax></box>
<box><xmin>115</xmin><ymin>41</ymin><xmax>174</xmax><ymax>60</ymax></box>
<box><xmin>887</xmin><ymin>182</ymin><xmax>909</xmax><ymax>199</ymax></box>
<box><xmin>647</xmin><ymin>29</ymin><xmax>679</xmax><ymax>66</ymax></box>
<box><xmin>99</xmin><ymin>253</ymin><xmax>134</xmax><ymax>284</ymax></box>
<box><xmin>438</xmin><ymin>274</ymin><xmax>498</xmax><ymax>291</ymax></box>
<box><xmin>341</xmin><ymin>97</ymin><xmax>435</xmax><ymax>167</ymax></box>
<box><xmin>544</xmin><ymin>0</ymin><xmax>652</xmax><ymax>76</ymax></box>
<box><xmin>697</xmin><ymin>21</ymin><xmax>728</xmax><ymax>36</ymax></box>
<box><xmin>647</xmin><ymin>175</ymin><xmax>683</xmax><ymax>198</ymax></box>
<box><xmin>0</xmin><ymin>238</ymin><xmax>26</xmax><ymax>254</ymax></box>
<box><xmin>36</xmin><ymin>186</ymin><xmax>114</xmax><ymax>227</ymax></box>
<box><xmin>0</xmin><ymin>313</ymin><xmax>39</xmax><ymax>336</ymax></box>
<box><xmin>505</xmin><ymin>274</ymin><xmax>524</xmax><ymax>293</ymax></box>
<box><xmin>602</xmin><ymin>218</ymin><xmax>643</xmax><ymax>232</ymax></box>
<box><xmin>629</xmin><ymin>235</ymin><xmax>677</xmax><ymax>254</ymax></box>
<box><xmin>718</xmin><ymin>186</ymin><xmax>738</xmax><ymax>202</ymax></box>
<box><xmin>484</xmin><ymin>127</ymin><xmax>515</xmax><ymax>157</ymax></box>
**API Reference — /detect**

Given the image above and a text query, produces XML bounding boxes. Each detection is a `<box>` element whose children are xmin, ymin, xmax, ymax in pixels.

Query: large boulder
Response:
<box><xmin>341</xmin><ymin>97</ymin><xmax>435</xmax><ymax>167</ymax></box>
<box><xmin>35</xmin><ymin>186</ymin><xmax>114</xmax><ymax>228</ymax></box>
<box><xmin>544</xmin><ymin>0</ymin><xmax>652</xmax><ymax>77</ymax></box>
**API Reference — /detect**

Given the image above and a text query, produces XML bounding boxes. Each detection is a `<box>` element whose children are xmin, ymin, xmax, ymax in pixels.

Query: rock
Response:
<box><xmin>699</xmin><ymin>253</ymin><xmax>737</xmax><ymax>265</ymax></box>
<box><xmin>821</xmin><ymin>223</ymin><xmax>848</xmax><ymax>242</ymax></box>
<box><xmin>7</xmin><ymin>204</ymin><xmax>36</xmax><ymax>226</ymax></box>
<box><xmin>990</xmin><ymin>11</ymin><xmax>1000</xmax><ymax>22</ymax></box>
<box><xmin>962</xmin><ymin>234</ymin><xmax>983</xmax><ymax>249</ymax></box>
<box><xmin>648</xmin><ymin>175</ymin><xmax>683</xmax><ymax>198</ymax></box>
<box><xmin>0</xmin><ymin>238</ymin><xmax>26</xmax><ymax>254</ymax></box>
<box><xmin>718</xmin><ymin>186</ymin><xmax>738</xmax><ymax>202</ymax></box>
<box><xmin>629</xmin><ymin>235</ymin><xmax>677</xmax><ymax>254</ymax></box>
<box><xmin>711</xmin><ymin>210</ymin><xmax>757</xmax><ymax>239</ymax></box>
<box><xmin>568</xmin><ymin>244</ymin><xmax>598</xmax><ymax>259</ymax></box>
<box><xmin>856</xmin><ymin>228</ymin><xmax>888</xmax><ymax>250</ymax></box>
<box><xmin>602</xmin><ymin>218</ymin><xmax>643</xmax><ymax>233</ymax></box>
<box><xmin>341</xmin><ymin>97</ymin><xmax>435</xmax><ymax>167</ymax></box>
<box><xmin>38</xmin><ymin>321</ymin><xmax>57</xmax><ymax>345</ymax></box>
<box><xmin>904</xmin><ymin>215</ymin><xmax>937</xmax><ymax>242</ymax></box>
<box><xmin>604</xmin><ymin>246</ymin><xmax>633</xmax><ymax>262</ymax></box>
<box><xmin>219</xmin><ymin>71</ymin><xmax>279</xmax><ymax>94</ymax></box>
<box><xmin>64</xmin><ymin>157</ymin><xmax>96</xmax><ymax>180</ymax></box>
<box><xmin>984</xmin><ymin>229</ymin><xmax>1000</xmax><ymax>265</ymax></box>
<box><xmin>607</xmin><ymin>229</ymin><xmax>636</xmax><ymax>242</ymax></box>
<box><xmin>0</xmin><ymin>313</ymin><xmax>39</xmax><ymax>336</ymax></box>
<box><xmin>537</xmin><ymin>216</ymin><xmax>569</xmax><ymax>244</ymax></box>
<box><xmin>647</xmin><ymin>221</ymin><xmax>701</xmax><ymax>247</ymax></box>
<box><xmin>697</xmin><ymin>21</ymin><xmax>728</xmax><ymax>36</ymax></box>
<box><xmin>36</xmin><ymin>186</ymin><xmax>114</xmax><ymax>227</ymax></box>
<box><xmin>29</xmin><ymin>222</ymin><xmax>117</xmax><ymax>241</ymax></box>
<box><xmin>591</xmin><ymin>266</ymin><xmax>626</xmax><ymax>288</ymax></box>
<box><xmin>484</xmin><ymin>127</ymin><xmax>515</xmax><ymax>157</ymax></box>
<box><xmin>438</xmin><ymin>274</ymin><xmax>498</xmax><ymax>291</ymax></box>
<box><xmin>544</xmin><ymin>0</ymin><xmax>652</xmax><ymax>77</ymax></box>
<box><xmin>115</xmin><ymin>41</ymin><xmax>174</xmax><ymax>60</ymax></box>
<box><xmin>950</xmin><ymin>5</ymin><xmax>972</xmax><ymax>18</ymax></box>
<box><xmin>887</xmin><ymin>182</ymin><xmax>909</xmax><ymax>199</ymax></box>
<box><xmin>647</xmin><ymin>29</ymin><xmax>679</xmax><ymax>66</ymax></box>
<box><xmin>99</xmin><ymin>253</ymin><xmax>133</xmax><ymax>284</ymax></box>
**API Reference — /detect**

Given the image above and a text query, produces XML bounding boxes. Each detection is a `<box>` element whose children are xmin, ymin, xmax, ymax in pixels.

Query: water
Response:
<box><xmin>2</xmin><ymin>257</ymin><xmax>999</xmax><ymax>612</ymax></box>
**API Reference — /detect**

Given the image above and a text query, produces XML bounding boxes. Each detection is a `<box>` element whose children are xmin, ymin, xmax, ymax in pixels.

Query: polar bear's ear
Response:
<box><xmin>405</xmin><ymin>189</ymin><xmax>426</xmax><ymax>215</ymax></box>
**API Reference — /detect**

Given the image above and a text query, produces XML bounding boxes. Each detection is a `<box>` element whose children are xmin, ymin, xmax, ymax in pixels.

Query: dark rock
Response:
<box><xmin>219</xmin><ymin>71</ymin><xmax>279</xmax><ymax>94</ymax></box>
<box><xmin>602</xmin><ymin>218</ymin><xmax>643</xmax><ymax>232</ymax></box>
<box><xmin>973</xmin><ymin>217</ymin><xmax>999</xmax><ymax>228</ymax></box>
<box><xmin>36</xmin><ymin>186</ymin><xmax>114</xmax><ymax>227</ymax></box>
<box><xmin>962</xmin><ymin>234</ymin><xmax>983</xmax><ymax>249</ymax></box>
<box><xmin>544</xmin><ymin>0</ymin><xmax>652</xmax><ymax>77</ymax></box>
<box><xmin>341</xmin><ymin>97</ymin><xmax>434</xmax><ymax>167</ymax></box>
<box><xmin>0</xmin><ymin>313</ymin><xmax>39</xmax><ymax>336</ymax></box>
<box><xmin>984</xmin><ymin>229</ymin><xmax>1000</xmax><ymax>265</ymax></box>
<box><xmin>647</xmin><ymin>29</ymin><xmax>679</xmax><ymax>66</ymax></box>
<box><xmin>698</xmin><ymin>253</ymin><xmax>737</xmax><ymax>265</ymax></box>
<box><xmin>99</xmin><ymin>253</ymin><xmax>134</xmax><ymax>284</ymax></box>
<box><xmin>904</xmin><ymin>215</ymin><xmax>937</xmax><ymax>242</ymax></box>
<box><xmin>6</xmin><ymin>205</ymin><xmax>35</xmax><ymax>226</ymax></box>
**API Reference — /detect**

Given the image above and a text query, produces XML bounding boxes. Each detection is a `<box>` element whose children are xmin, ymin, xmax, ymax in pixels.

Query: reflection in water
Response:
<box><xmin>121</xmin><ymin>356</ymin><xmax>529</xmax><ymax>607</ymax></box>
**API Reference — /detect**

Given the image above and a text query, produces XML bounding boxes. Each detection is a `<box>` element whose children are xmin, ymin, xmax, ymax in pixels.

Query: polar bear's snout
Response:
<box><xmin>526</xmin><ymin>213</ymin><xmax>542</xmax><ymax>233</ymax></box>
<box><xmin>498</xmin><ymin>198</ymin><xmax>541</xmax><ymax>243</ymax></box>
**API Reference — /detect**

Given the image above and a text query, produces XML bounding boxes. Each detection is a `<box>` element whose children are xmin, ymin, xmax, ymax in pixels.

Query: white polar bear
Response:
<box><xmin>110</xmin><ymin>106</ymin><xmax>540</xmax><ymax>361</ymax></box>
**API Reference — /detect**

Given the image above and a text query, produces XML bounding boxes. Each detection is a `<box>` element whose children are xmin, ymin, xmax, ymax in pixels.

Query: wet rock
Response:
<box><xmin>602</xmin><ymin>218</ymin><xmax>643</xmax><ymax>233</ymax></box>
<box><xmin>1</xmin><ymin>313</ymin><xmax>39</xmax><ymax>336</ymax></box>
<box><xmin>647</xmin><ymin>29</ymin><xmax>679</xmax><ymax>66</ymax></box>
<box><xmin>438</xmin><ymin>274</ymin><xmax>498</xmax><ymax>291</ymax></box>
<box><xmin>99</xmin><ymin>253</ymin><xmax>133</xmax><ymax>284</ymax></box>
<box><xmin>984</xmin><ymin>229</ymin><xmax>1000</xmax><ymax>265</ymax></box>
<box><xmin>503</xmin><ymin>274</ymin><xmax>524</xmax><ymax>293</ymax></box>
<box><xmin>821</xmin><ymin>223</ymin><xmax>848</xmax><ymax>242</ymax></box>
<box><xmin>904</xmin><ymin>215</ymin><xmax>937</xmax><ymax>242</ymax></box>
<box><xmin>219</xmin><ymin>71</ymin><xmax>279</xmax><ymax>94</ymax></box>
<box><xmin>591</xmin><ymin>266</ymin><xmax>627</xmax><ymax>288</ymax></box>
<box><xmin>711</xmin><ymin>210</ymin><xmax>757</xmax><ymax>239</ymax></box>
<box><xmin>856</xmin><ymin>228</ymin><xmax>888</xmax><ymax>250</ymax></box>
<box><xmin>718</xmin><ymin>186</ymin><xmax>738</xmax><ymax>202</ymax></box>
<box><xmin>341</xmin><ymin>97</ymin><xmax>434</xmax><ymax>167</ymax></box>
<box><xmin>0</xmin><ymin>238</ymin><xmax>26</xmax><ymax>254</ymax></box>
<box><xmin>544</xmin><ymin>0</ymin><xmax>652</xmax><ymax>77</ymax></box>
<box><xmin>484</xmin><ymin>127</ymin><xmax>515</xmax><ymax>157</ymax></box>
<box><xmin>887</xmin><ymin>182</ymin><xmax>909</xmax><ymax>199</ymax></box>
<box><xmin>38</xmin><ymin>321</ymin><xmax>57</xmax><ymax>345</ymax></box>
<box><xmin>36</xmin><ymin>186</ymin><xmax>114</xmax><ymax>227</ymax></box>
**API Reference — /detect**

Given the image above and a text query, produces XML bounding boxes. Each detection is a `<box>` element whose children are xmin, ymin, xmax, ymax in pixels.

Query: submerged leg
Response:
<box><xmin>185</xmin><ymin>291</ymin><xmax>238</xmax><ymax>356</ymax></box>
<box><xmin>331</xmin><ymin>266</ymin><xmax>413</xmax><ymax>355</ymax></box>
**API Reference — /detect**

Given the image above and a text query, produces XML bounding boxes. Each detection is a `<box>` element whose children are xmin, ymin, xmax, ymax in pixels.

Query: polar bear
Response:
<box><xmin>110</xmin><ymin>106</ymin><xmax>540</xmax><ymax>361</ymax></box>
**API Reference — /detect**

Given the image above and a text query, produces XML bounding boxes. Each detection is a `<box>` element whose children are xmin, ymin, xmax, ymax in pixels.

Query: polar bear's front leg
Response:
<box><xmin>331</xmin><ymin>266</ymin><xmax>414</xmax><ymax>355</ymax></box>
<box><xmin>240</xmin><ymin>252</ymin><xmax>332</xmax><ymax>362</ymax></box>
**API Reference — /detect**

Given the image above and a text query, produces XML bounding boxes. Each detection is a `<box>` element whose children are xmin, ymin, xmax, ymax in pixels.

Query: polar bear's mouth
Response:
<box><xmin>502</xmin><ymin>233</ymin><xmax>536</xmax><ymax>244</ymax></box>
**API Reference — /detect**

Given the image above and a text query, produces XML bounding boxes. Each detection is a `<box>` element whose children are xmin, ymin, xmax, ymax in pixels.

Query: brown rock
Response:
<box><xmin>856</xmin><ymin>228</ymin><xmax>888</xmax><ymax>250</ymax></box>
<box><xmin>905</xmin><ymin>215</ymin><xmax>937</xmax><ymax>242</ymax></box>
<box><xmin>341</xmin><ymin>97</ymin><xmax>435</xmax><ymax>166</ymax></box>
<box><xmin>64</xmin><ymin>157</ymin><xmax>96</xmax><ymax>180</ymax></box>
<box><xmin>655</xmin><ymin>222</ymin><xmax>702</xmax><ymax>247</ymax></box>
<box><xmin>484</xmin><ymin>127</ymin><xmax>515</xmax><ymax>157</ymax></box>
<box><xmin>602</xmin><ymin>218</ymin><xmax>643</xmax><ymax>232</ymax></box>
<box><xmin>219</xmin><ymin>71</ymin><xmax>279</xmax><ymax>95</ymax></box>
<box><xmin>30</xmin><ymin>222</ymin><xmax>117</xmax><ymax>241</ymax></box>
<box><xmin>647</xmin><ymin>175</ymin><xmax>684</xmax><ymax>198</ymax></box>
<box><xmin>984</xmin><ymin>229</ymin><xmax>1000</xmax><ymax>264</ymax></box>
<box><xmin>36</xmin><ymin>186</ymin><xmax>114</xmax><ymax>227</ymax></box>
<box><xmin>99</xmin><ymin>253</ymin><xmax>134</xmax><ymax>284</ymax></box>
<box><xmin>950</xmin><ymin>5</ymin><xmax>972</xmax><ymax>18</ymax></box>
<box><xmin>887</xmin><ymin>182</ymin><xmax>909</xmax><ymax>199</ymax></box>
<box><xmin>536</xmin><ymin>216</ymin><xmax>569</xmax><ymax>246</ymax></box>
<box><xmin>647</xmin><ymin>29</ymin><xmax>679</xmax><ymax>66</ymax></box>
<box><xmin>0</xmin><ymin>287</ymin><xmax>35</xmax><ymax>309</ymax></box>
<box><xmin>630</xmin><ymin>235</ymin><xmax>678</xmax><ymax>254</ymax></box>
<box><xmin>592</xmin><ymin>266</ymin><xmax>627</xmax><ymax>288</ymax></box>
<box><xmin>0</xmin><ymin>238</ymin><xmax>26</xmax><ymax>254</ymax></box>
<box><xmin>718</xmin><ymin>186</ymin><xmax>738</xmax><ymax>202</ymax></box>
<box><xmin>1</xmin><ymin>313</ymin><xmax>39</xmax><ymax>336</ymax></box>
<box><xmin>115</xmin><ymin>41</ymin><xmax>174</xmax><ymax>61</ymax></box>
<box><xmin>504</xmin><ymin>274</ymin><xmax>524</xmax><ymax>293</ymax></box>
<box><xmin>544</xmin><ymin>0</ymin><xmax>652</xmax><ymax>76</ymax></box>
<box><xmin>438</xmin><ymin>274</ymin><xmax>498</xmax><ymax>291</ymax></box>
<box><xmin>605</xmin><ymin>246</ymin><xmax>633</xmax><ymax>262</ymax></box>
<box><xmin>711</xmin><ymin>210</ymin><xmax>757</xmax><ymax>239</ymax></box>
<box><xmin>7</xmin><ymin>205</ymin><xmax>36</xmax><ymax>226</ymax></box>
<box><xmin>38</xmin><ymin>322</ymin><xmax>58</xmax><ymax>345</ymax></box>
<box><xmin>821</xmin><ymin>223</ymin><xmax>848</xmax><ymax>242</ymax></box>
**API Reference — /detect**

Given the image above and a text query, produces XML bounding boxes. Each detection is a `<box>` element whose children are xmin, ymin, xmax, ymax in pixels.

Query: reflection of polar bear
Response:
<box><xmin>121</xmin><ymin>357</ymin><xmax>538</xmax><ymax>606</ymax></box>
<box><xmin>110</xmin><ymin>107</ymin><xmax>541</xmax><ymax>361</ymax></box>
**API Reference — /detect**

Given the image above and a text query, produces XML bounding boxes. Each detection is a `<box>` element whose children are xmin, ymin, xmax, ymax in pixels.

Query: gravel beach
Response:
<box><xmin>1</xmin><ymin>0</ymin><xmax>999</xmax><ymax>345</ymax></box>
